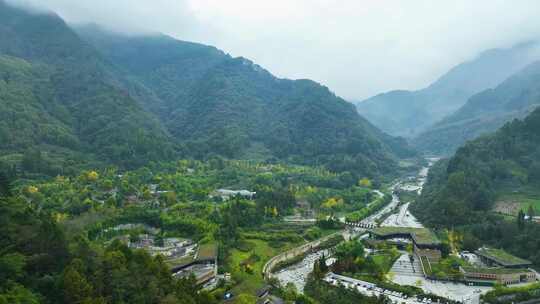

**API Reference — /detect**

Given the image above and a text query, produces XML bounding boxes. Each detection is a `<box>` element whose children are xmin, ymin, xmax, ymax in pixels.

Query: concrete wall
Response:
<box><xmin>262</xmin><ymin>232</ymin><xmax>342</xmax><ymax>280</ymax></box>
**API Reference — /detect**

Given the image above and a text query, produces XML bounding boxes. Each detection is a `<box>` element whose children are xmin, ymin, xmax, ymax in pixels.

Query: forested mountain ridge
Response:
<box><xmin>0</xmin><ymin>1</ymin><xmax>175</xmax><ymax>174</ymax></box>
<box><xmin>356</xmin><ymin>42</ymin><xmax>540</xmax><ymax>138</ymax></box>
<box><xmin>0</xmin><ymin>2</ymin><xmax>417</xmax><ymax>179</ymax></box>
<box><xmin>412</xmin><ymin>107</ymin><xmax>540</xmax><ymax>265</ymax></box>
<box><xmin>414</xmin><ymin>60</ymin><xmax>540</xmax><ymax>155</ymax></box>
<box><xmin>76</xmin><ymin>26</ymin><xmax>417</xmax><ymax>177</ymax></box>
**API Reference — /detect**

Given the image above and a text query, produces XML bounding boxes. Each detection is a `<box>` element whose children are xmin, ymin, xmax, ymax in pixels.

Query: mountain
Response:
<box><xmin>411</xmin><ymin>107</ymin><xmax>540</xmax><ymax>265</ymax></box>
<box><xmin>414</xmin><ymin>60</ymin><xmax>540</xmax><ymax>155</ymax></box>
<box><xmin>0</xmin><ymin>2</ymin><xmax>414</xmax><ymax>179</ymax></box>
<box><xmin>76</xmin><ymin>26</ymin><xmax>417</xmax><ymax>177</ymax></box>
<box><xmin>355</xmin><ymin>43</ymin><xmax>540</xmax><ymax>138</ymax></box>
<box><xmin>0</xmin><ymin>1</ymin><xmax>175</xmax><ymax>174</ymax></box>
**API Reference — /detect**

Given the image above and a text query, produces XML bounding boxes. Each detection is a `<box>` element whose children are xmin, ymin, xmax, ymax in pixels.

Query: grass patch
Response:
<box><xmin>227</xmin><ymin>238</ymin><xmax>302</xmax><ymax>296</ymax></box>
<box><xmin>428</xmin><ymin>256</ymin><xmax>467</xmax><ymax>280</ymax></box>
<box><xmin>494</xmin><ymin>185</ymin><xmax>540</xmax><ymax>216</ymax></box>
<box><xmin>476</xmin><ymin>247</ymin><xmax>531</xmax><ymax>267</ymax></box>
<box><xmin>166</xmin><ymin>255</ymin><xmax>195</xmax><ymax>268</ymax></box>
<box><xmin>369</xmin><ymin>227</ymin><xmax>440</xmax><ymax>246</ymax></box>
<box><xmin>372</xmin><ymin>254</ymin><xmax>398</xmax><ymax>273</ymax></box>
<box><xmin>197</xmin><ymin>243</ymin><xmax>217</xmax><ymax>261</ymax></box>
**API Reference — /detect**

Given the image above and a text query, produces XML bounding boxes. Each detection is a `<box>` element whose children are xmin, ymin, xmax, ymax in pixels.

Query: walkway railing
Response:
<box><xmin>262</xmin><ymin>232</ymin><xmax>342</xmax><ymax>280</ymax></box>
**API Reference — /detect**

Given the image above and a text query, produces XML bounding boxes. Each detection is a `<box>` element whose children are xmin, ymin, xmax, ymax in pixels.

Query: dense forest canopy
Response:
<box><xmin>75</xmin><ymin>25</ymin><xmax>417</xmax><ymax>177</ymax></box>
<box><xmin>0</xmin><ymin>1</ymin><xmax>176</xmax><ymax>174</ymax></box>
<box><xmin>0</xmin><ymin>155</ymin><xmax>391</xmax><ymax>303</ymax></box>
<box><xmin>0</xmin><ymin>0</ymin><xmax>417</xmax><ymax>181</ymax></box>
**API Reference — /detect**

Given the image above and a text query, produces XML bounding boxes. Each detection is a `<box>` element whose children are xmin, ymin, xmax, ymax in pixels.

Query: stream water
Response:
<box><xmin>274</xmin><ymin>161</ymin><xmax>435</xmax><ymax>293</ymax></box>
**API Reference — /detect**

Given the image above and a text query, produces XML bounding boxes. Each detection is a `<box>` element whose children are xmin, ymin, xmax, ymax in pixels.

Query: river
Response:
<box><xmin>274</xmin><ymin>162</ymin><xmax>434</xmax><ymax>293</ymax></box>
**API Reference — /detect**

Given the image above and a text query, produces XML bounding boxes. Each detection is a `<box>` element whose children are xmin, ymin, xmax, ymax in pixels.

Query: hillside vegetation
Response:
<box><xmin>0</xmin><ymin>2</ymin><xmax>415</xmax><ymax>180</ymax></box>
<box><xmin>77</xmin><ymin>26</ymin><xmax>417</xmax><ymax>177</ymax></box>
<box><xmin>412</xmin><ymin>107</ymin><xmax>540</xmax><ymax>266</ymax></box>
<box><xmin>0</xmin><ymin>2</ymin><xmax>175</xmax><ymax>175</ymax></box>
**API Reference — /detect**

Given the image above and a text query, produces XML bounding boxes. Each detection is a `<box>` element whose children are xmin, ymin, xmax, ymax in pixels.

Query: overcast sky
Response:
<box><xmin>8</xmin><ymin>0</ymin><xmax>540</xmax><ymax>100</ymax></box>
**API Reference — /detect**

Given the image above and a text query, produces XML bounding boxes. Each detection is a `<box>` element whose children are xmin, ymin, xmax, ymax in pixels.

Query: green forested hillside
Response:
<box><xmin>0</xmin><ymin>1</ymin><xmax>415</xmax><ymax>180</ymax></box>
<box><xmin>0</xmin><ymin>182</ymin><xmax>216</xmax><ymax>304</ymax></box>
<box><xmin>412</xmin><ymin>107</ymin><xmax>540</xmax><ymax>265</ymax></box>
<box><xmin>77</xmin><ymin>26</ymin><xmax>417</xmax><ymax>178</ymax></box>
<box><xmin>415</xmin><ymin>60</ymin><xmax>540</xmax><ymax>155</ymax></box>
<box><xmin>0</xmin><ymin>2</ymin><xmax>175</xmax><ymax>174</ymax></box>
<box><xmin>356</xmin><ymin>42</ymin><xmax>540</xmax><ymax>138</ymax></box>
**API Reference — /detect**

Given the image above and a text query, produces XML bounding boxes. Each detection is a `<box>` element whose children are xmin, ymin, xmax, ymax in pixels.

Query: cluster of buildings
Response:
<box><xmin>118</xmin><ymin>230</ymin><xmax>219</xmax><ymax>286</ymax></box>
<box><xmin>171</xmin><ymin>243</ymin><xmax>218</xmax><ymax>286</ymax></box>
<box><xmin>368</xmin><ymin>228</ymin><xmax>538</xmax><ymax>286</ymax></box>
<box><xmin>131</xmin><ymin>235</ymin><xmax>219</xmax><ymax>286</ymax></box>
<box><xmin>129</xmin><ymin>234</ymin><xmax>196</xmax><ymax>258</ymax></box>
<box><xmin>210</xmin><ymin>188</ymin><xmax>256</xmax><ymax>201</ymax></box>
<box><xmin>460</xmin><ymin>247</ymin><xmax>536</xmax><ymax>285</ymax></box>
<box><xmin>368</xmin><ymin>227</ymin><xmax>442</xmax><ymax>263</ymax></box>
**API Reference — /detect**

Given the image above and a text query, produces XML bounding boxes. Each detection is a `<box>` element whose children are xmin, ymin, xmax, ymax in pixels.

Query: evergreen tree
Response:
<box><xmin>517</xmin><ymin>209</ymin><xmax>525</xmax><ymax>230</ymax></box>
<box><xmin>319</xmin><ymin>254</ymin><xmax>328</xmax><ymax>273</ymax></box>
<box><xmin>527</xmin><ymin>204</ymin><xmax>535</xmax><ymax>221</ymax></box>
<box><xmin>0</xmin><ymin>171</ymin><xmax>11</xmax><ymax>197</ymax></box>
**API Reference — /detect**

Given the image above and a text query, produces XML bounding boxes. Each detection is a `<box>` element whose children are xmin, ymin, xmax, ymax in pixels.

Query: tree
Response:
<box><xmin>272</xmin><ymin>206</ymin><xmax>278</xmax><ymax>217</ymax></box>
<box><xmin>461</xmin><ymin>233</ymin><xmax>481</xmax><ymax>252</ymax></box>
<box><xmin>0</xmin><ymin>171</ymin><xmax>11</xmax><ymax>197</ymax></box>
<box><xmin>62</xmin><ymin>261</ymin><xmax>93</xmax><ymax>304</ymax></box>
<box><xmin>527</xmin><ymin>204</ymin><xmax>535</xmax><ymax>221</ymax></box>
<box><xmin>235</xmin><ymin>294</ymin><xmax>257</xmax><ymax>304</ymax></box>
<box><xmin>86</xmin><ymin>171</ymin><xmax>99</xmax><ymax>182</ymax></box>
<box><xmin>358</xmin><ymin>178</ymin><xmax>372</xmax><ymax>188</ymax></box>
<box><xmin>0</xmin><ymin>284</ymin><xmax>40</xmax><ymax>304</ymax></box>
<box><xmin>312</xmin><ymin>258</ymin><xmax>323</xmax><ymax>280</ymax></box>
<box><xmin>517</xmin><ymin>209</ymin><xmax>526</xmax><ymax>230</ymax></box>
<box><xmin>22</xmin><ymin>149</ymin><xmax>43</xmax><ymax>173</ymax></box>
<box><xmin>319</xmin><ymin>254</ymin><xmax>328</xmax><ymax>273</ymax></box>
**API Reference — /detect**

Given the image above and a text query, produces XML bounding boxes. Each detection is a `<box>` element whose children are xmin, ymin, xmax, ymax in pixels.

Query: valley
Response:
<box><xmin>1</xmin><ymin>1</ymin><xmax>540</xmax><ymax>304</ymax></box>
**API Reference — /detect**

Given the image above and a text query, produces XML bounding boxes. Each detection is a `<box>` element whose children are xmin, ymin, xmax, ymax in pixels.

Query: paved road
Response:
<box><xmin>382</xmin><ymin>202</ymin><xmax>423</xmax><ymax>228</ymax></box>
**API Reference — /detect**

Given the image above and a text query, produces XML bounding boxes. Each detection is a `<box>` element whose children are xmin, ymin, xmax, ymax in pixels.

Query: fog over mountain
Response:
<box><xmin>356</xmin><ymin>42</ymin><xmax>540</xmax><ymax>138</ymax></box>
<box><xmin>7</xmin><ymin>0</ymin><xmax>540</xmax><ymax>100</ymax></box>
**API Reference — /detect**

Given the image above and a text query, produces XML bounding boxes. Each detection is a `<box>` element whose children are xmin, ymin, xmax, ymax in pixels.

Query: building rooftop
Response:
<box><xmin>461</xmin><ymin>266</ymin><xmax>533</xmax><ymax>275</ymax></box>
<box><xmin>475</xmin><ymin>247</ymin><xmax>532</xmax><ymax>267</ymax></box>
<box><xmin>369</xmin><ymin>227</ymin><xmax>440</xmax><ymax>246</ymax></box>
<box><xmin>197</xmin><ymin>243</ymin><xmax>218</xmax><ymax>261</ymax></box>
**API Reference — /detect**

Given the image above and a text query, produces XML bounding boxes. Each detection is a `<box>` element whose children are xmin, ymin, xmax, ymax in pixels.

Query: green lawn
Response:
<box><xmin>495</xmin><ymin>185</ymin><xmax>540</xmax><ymax>216</ymax></box>
<box><xmin>197</xmin><ymin>243</ymin><xmax>217</xmax><ymax>260</ymax></box>
<box><xmin>371</xmin><ymin>252</ymin><xmax>400</xmax><ymax>273</ymax></box>
<box><xmin>477</xmin><ymin>247</ymin><xmax>531</xmax><ymax>266</ymax></box>
<box><xmin>227</xmin><ymin>238</ymin><xmax>302</xmax><ymax>296</ymax></box>
<box><xmin>428</xmin><ymin>256</ymin><xmax>467</xmax><ymax>280</ymax></box>
<box><xmin>370</xmin><ymin>227</ymin><xmax>440</xmax><ymax>246</ymax></box>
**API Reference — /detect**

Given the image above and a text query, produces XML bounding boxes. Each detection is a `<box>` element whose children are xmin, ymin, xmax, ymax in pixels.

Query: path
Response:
<box><xmin>262</xmin><ymin>232</ymin><xmax>342</xmax><ymax>280</ymax></box>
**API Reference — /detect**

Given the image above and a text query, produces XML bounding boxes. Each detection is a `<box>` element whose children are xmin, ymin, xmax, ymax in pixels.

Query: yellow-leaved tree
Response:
<box><xmin>322</xmin><ymin>197</ymin><xmax>344</xmax><ymax>210</ymax></box>
<box><xmin>27</xmin><ymin>186</ymin><xmax>39</xmax><ymax>194</ymax></box>
<box><xmin>358</xmin><ymin>178</ymin><xmax>372</xmax><ymax>188</ymax></box>
<box><xmin>86</xmin><ymin>171</ymin><xmax>99</xmax><ymax>182</ymax></box>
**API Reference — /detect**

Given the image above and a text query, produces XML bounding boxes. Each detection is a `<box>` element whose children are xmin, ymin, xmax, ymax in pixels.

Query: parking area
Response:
<box><xmin>391</xmin><ymin>272</ymin><xmax>491</xmax><ymax>304</ymax></box>
<box><xmin>325</xmin><ymin>273</ymin><xmax>437</xmax><ymax>304</ymax></box>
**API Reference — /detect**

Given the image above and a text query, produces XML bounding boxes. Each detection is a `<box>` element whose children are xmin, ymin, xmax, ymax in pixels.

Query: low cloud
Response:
<box><xmin>8</xmin><ymin>0</ymin><xmax>540</xmax><ymax>100</ymax></box>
